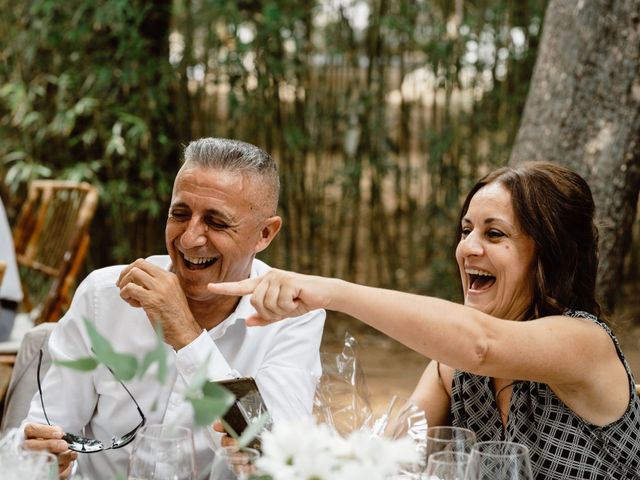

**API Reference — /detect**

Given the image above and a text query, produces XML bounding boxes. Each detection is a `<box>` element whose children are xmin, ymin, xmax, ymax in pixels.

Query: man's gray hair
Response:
<box><xmin>182</xmin><ymin>138</ymin><xmax>280</xmax><ymax>209</ymax></box>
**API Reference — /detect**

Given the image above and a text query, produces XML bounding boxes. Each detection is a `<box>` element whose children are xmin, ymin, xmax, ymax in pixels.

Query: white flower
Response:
<box><xmin>257</xmin><ymin>419</ymin><xmax>420</xmax><ymax>480</ymax></box>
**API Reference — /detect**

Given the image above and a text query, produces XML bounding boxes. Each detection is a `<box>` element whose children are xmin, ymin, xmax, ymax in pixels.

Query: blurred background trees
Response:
<box><xmin>1</xmin><ymin>0</ymin><xmax>638</xmax><ymax>314</ymax></box>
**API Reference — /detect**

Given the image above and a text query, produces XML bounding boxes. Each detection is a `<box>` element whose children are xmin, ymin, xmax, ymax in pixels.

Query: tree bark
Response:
<box><xmin>509</xmin><ymin>0</ymin><xmax>640</xmax><ymax>313</ymax></box>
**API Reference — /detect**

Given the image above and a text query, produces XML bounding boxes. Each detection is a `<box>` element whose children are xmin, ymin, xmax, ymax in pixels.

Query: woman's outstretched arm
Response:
<box><xmin>208</xmin><ymin>268</ymin><xmax>628</xmax><ymax>425</ymax></box>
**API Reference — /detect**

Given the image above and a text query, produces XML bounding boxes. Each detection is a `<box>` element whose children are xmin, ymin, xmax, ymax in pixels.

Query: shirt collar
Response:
<box><xmin>206</xmin><ymin>261</ymin><xmax>261</xmax><ymax>339</ymax></box>
<box><xmin>210</xmin><ymin>293</ymin><xmax>254</xmax><ymax>339</ymax></box>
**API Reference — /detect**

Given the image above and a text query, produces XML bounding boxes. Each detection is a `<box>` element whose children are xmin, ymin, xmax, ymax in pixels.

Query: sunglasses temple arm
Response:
<box><xmin>116</xmin><ymin>375</ymin><xmax>146</xmax><ymax>422</ymax></box>
<box><xmin>37</xmin><ymin>349</ymin><xmax>53</xmax><ymax>427</ymax></box>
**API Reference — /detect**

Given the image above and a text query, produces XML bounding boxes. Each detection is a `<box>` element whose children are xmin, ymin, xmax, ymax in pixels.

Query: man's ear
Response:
<box><xmin>254</xmin><ymin>215</ymin><xmax>282</xmax><ymax>253</ymax></box>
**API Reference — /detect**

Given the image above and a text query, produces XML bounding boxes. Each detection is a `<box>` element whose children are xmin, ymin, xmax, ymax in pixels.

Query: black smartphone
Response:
<box><xmin>217</xmin><ymin>377</ymin><xmax>268</xmax><ymax>449</ymax></box>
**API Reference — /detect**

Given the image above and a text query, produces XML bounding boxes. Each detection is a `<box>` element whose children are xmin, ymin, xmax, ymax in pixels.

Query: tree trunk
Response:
<box><xmin>509</xmin><ymin>0</ymin><xmax>640</xmax><ymax>313</ymax></box>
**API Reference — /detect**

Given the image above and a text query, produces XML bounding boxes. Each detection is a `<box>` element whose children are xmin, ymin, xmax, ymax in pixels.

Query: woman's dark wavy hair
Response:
<box><xmin>457</xmin><ymin>161</ymin><xmax>603</xmax><ymax>321</ymax></box>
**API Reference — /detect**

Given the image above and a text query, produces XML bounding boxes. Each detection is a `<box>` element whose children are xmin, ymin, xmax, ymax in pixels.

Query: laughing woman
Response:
<box><xmin>208</xmin><ymin>161</ymin><xmax>640</xmax><ymax>479</ymax></box>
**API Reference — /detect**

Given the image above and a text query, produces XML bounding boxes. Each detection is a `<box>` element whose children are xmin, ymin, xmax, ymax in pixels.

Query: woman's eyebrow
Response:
<box><xmin>461</xmin><ymin>216</ymin><xmax>514</xmax><ymax>228</ymax></box>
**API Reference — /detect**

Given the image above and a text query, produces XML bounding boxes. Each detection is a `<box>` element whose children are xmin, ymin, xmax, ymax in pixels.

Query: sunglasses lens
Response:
<box><xmin>63</xmin><ymin>432</ymin><xmax>105</xmax><ymax>453</ymax></box>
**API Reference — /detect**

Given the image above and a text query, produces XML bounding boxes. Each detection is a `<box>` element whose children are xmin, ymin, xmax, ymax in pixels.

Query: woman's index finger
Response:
<box><xmin>207</xmin><ymin>276</ymin><xmax>261</xmax><ymax>296</ymax></box>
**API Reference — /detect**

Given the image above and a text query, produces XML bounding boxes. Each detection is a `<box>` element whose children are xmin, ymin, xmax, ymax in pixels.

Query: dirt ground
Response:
<box><xmin>321</xmin><ymin>310</ymin><xmax>640</xmax><ymax>415</ymax></box>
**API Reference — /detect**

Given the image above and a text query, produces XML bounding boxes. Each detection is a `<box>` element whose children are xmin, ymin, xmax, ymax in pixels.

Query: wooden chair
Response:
<box><xmin>12</xmin><ymin>180</ymin><xmax>99</xmax><ymax>324</ymax></box>
<box><xmin>0</xmin><ymin>260</ymin><xmax>5</xmax><ymax>286</ymax></box>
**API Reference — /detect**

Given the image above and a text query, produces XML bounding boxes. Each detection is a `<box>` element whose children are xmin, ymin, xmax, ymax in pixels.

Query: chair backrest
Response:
<box><xmin>12</xmin><ymin>180</ymin><xmax>98</xmax><ymax>324</ymax></box>
<box><xmin>0</xmin><ymin>322</ymin><xmax>55</xmax><ymax>431</ymax></box>
<box><xmin>0</xmin><ymin>261</ymin><xmax>6</xmax><ymax>286</ymax></box>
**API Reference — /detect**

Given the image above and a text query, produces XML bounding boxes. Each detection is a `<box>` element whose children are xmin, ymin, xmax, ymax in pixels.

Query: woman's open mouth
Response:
<box><xmin>467</xmin><ymin>268</ymin><xmax>496</xmax><ymax>291</ymax></box>
<box><xmin>183</xmin><ymin>254</ymin><xmax>218</xmax><ymax>270</ymax></box>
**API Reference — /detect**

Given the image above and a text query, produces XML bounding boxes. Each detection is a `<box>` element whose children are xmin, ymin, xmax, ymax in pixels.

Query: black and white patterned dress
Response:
<box><xmin>451</xmin><ymin>310</ymin><xmax>640</xmax><ymax>479</ymax></box>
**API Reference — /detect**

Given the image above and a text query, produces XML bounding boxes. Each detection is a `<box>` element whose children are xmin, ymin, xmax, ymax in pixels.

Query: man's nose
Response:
<box><xmin>180</xmin><ymin>219</ymin><xmax>207</xmax><ymax>248</ymax></box>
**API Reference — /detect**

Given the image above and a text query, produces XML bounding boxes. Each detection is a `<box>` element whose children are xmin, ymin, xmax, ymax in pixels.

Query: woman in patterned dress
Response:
<box><xmin>209</xmin><ymin>161</ymin><xmax>640</xmax><ymax>479</ymax></box>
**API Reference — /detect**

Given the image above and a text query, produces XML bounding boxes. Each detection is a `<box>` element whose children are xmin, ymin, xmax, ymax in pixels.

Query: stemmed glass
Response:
<box><xmin>464</xmin><ymin>441</ymin><xmax>533</xmax><ymax>480</ymax></box>
<box><xmin>424</xmin><ymin>451</ymin><xmax>471</xmax><ymax>480</ymax></box>
<box><xmin>209</xmin><ymin>446</ymin><xmax>260</xmax><ymax>480</ymax></box>
<box><xmin>425</xmin><ymin>427</ymin><xmax>476</xmax><ymax>459</ymax></box>
<box><xmin>0</xmin><ymin>450</ymin><xmax>57</xmax><ymax>480</ymax></box>
<box><xmin>127</xmin><ymin>424</ymin><xmax>196</xmax><ymax>480</ymax></box>
<box><xmin>1</xmin><ymin>429</ymin><xmax>57</xmax><ymax>480</ymax></box>
<box><xmin>373</xmin><ymin>396</ymin><xmax>428</xmax><ymax>476</ymax></box>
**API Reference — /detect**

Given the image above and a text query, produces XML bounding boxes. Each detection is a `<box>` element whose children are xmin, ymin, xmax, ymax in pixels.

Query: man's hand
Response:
<box><xmin>117</xmin><ymin>258</ymin><xmax>201</xmax><ymax>349</ymax></box>
<box><xmin>212</xmin><ymin>420</ymin><xmax>237</xmax><ymax>447</ymax></box>
<box><xmin>23</xmin><ymin>423</ymin><xmax>78</xmax><ymax>479</ymax></box>
<box><xmin>207</xmin><ymin>268</ymin><xmax>333</xmax><ymax>326</ymax></box>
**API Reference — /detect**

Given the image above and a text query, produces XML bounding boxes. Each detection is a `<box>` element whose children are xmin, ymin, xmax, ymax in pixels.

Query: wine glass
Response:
<box><xmin>1</xmin><ymin>450</ymin><xmax>57</xmax><ymax>480</ymax></box>
<box><xmin>127</xmin><ymin>424</ymin><xmax>196</xmax><ymax>480</ymax></box>
<box><xmin>372</xmin><ymin>396</ymin><xmax>428</xmax><ymax>476</ymax></box>
<box><xmin>209</xmin><ymin>446</ymin><xmax>259</xmax><ymax>480</ymax></box>
<box><xmin>425</xmin><ymin>427</ymin><xmax>476</xmax><ymax>459</ymax></box>
<box><xmin>423</xmin><ymin>451</ymin><xmax>471</xmax><ymax>480</ymax></box>
<box><xmin>464</xmin><ymin>441</ymin><xmax>533</xmax><ymax>480</ymax></box>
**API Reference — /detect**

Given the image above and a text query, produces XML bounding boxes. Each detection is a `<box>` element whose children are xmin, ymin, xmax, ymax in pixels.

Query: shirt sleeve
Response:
<box><xmin>174</xmin><ymin>330</ymin><xmax>240</xmax><ymax>382</ymax></box>
<box><xmin>253</xmin><ymin>308</ymin><xmax>326</xmax><ymax>424</ymax></box>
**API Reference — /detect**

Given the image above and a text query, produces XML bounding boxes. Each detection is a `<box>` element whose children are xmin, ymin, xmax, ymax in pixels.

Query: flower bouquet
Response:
<box><xmin>254</xmin><ymin>418</ymin><xmax>419</xmax><ymax>480</ymax></box>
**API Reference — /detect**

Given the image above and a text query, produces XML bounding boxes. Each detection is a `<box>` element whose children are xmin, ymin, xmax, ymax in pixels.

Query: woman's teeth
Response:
<box><xmin>466</xmin><ymin>268</ymin><xmax>493</xmax><ymax>276</ymax></box>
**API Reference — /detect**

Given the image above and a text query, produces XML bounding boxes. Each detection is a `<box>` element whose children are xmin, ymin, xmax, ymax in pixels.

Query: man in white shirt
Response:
<box><xmin>21</xmin><ymin>138</ymin><xmax>325</xmax><ymax>479</ymax></box>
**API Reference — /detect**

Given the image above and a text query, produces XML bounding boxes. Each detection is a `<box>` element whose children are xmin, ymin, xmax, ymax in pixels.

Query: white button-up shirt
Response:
<box><xmin>23</xmin><ymin>256</ymin><xmax>325</xmax><ymax>479</ymax></box>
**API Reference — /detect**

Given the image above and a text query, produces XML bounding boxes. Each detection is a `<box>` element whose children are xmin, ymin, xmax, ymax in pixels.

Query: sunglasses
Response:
<box><xmin>37</xmin><ymin>349</ymin><xmax>146</xmax><ymax>453</ymax></box>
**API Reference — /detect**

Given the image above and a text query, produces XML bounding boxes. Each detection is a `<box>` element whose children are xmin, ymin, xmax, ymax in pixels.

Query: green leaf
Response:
<box><xmin>83</xmin><ymin>318</ymin><xmax>114</xmax><ymax>359</ymax></box>
<box><xmin>104</xmin><ymin>353</ymin><xmax>138</xmax><ymax>381</ymax></box>
<box><xmin>238</xmin><ymin>414</ymin><xmax>271</xmax><ymax>449</ymax></box>
<box><xmin>201</xmin><ymin>381</ymin><xmax>235</xmax><ymax>402</ymax></box>
<box><xmin>139</xmin><ymin>324</ymin><xmax>167</xmax><ymax>383</ymax></box>
<box><xmin>83</xmin><ymin>318</ymin><xmax>138</xmax><ymax>381</ymax></box>
<box><xmin>220</xmin><ymin>419</ymin><xmax>239</xmax><ymax>439</ymax></box>
<box><xmin>54</xmin><ymin>357</ymin><xmax>99</xmax><ymax>371</ymax></box>
<box><xmin>188</xmin><ymin>395</ymin><xmax>235</xmax><ymax>426</ymax></box>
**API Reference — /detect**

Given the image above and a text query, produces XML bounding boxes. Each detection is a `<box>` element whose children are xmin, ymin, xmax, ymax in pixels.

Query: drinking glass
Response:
<box><xmin>127</xmin><ymin>424</ymin><xmax>196</xmax><ymax>480</ymax></box>
<box><xmin>374</xmin><ymin>396</ymin><xmax>428</xmax><ymax>441</ymax></box>
<box><xmin>464</xmin><ymin>441</ymin><xmax>533</xmax><ymax>480</ymax></box>
<box><xmin>209</xmin><ymin>446</ymin><xmax>259</xmax><ymax>480</ymax></box>
<box><xmin>425</xmin><ymin>427</ymin><xmax>476</xmax><ymax>459</ymax></box>
<box><xmin>373</xmin><ymin>396</ymin><xmax>428</xmax><ymax>476</ymax></box>
<box><xmin>0</xmin><ymin>450</ymin><xmax>57</xmax><ymax>480</ymax></box>
<box><xmin>423</xmin><ymin>451</ymin><xmax>470</xmax><ymax>480</ymax></box>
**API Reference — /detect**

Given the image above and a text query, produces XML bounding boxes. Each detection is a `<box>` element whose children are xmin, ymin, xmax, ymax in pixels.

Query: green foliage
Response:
<box><xmin>0</xmin><ymin>0</ymin><xmax>178</xmax><ymax>263</ymax></box>
<box><xmin>83</xmin><ymin>318</ymin><xmax>139</xmax><ymax>380</ymax></box>
<box><xmin>1</xmin><ymin>0</ymin><xmax>549</xmax><ymax>298</ymax></box>
<box><xmin>55</xmin><ymin>356</ymin><xmax>99</xmax><ymax>371</ymax></box>
<box><xmin>57</xmin><ymin>318</ymin><xmax>236</xmax><ymax>426</ymax></box>
<box><xmin>139</xmin><ymin>325</ymin><xmax>169</xmax><ymax>384</ymax></box>
<box><xmin>182</xmin><ymin>356</ymin><xmax>236</xmax><ymax>425</ymax></box>
<box><xmin>236</xmin><ymin>414</ymin><xmax>271</xmax><ymax>449</ymax></box>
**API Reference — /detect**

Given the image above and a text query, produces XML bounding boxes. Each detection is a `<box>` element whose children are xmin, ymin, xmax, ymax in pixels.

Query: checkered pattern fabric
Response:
<box><xmin>451</xmin><ymin>310</ymin><xmax>640</xmax><ymax>479</ymax></box>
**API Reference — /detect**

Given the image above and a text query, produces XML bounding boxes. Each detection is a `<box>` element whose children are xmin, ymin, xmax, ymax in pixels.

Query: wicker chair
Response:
<box><xmin>12</xmin><ymin>180</ymin><xmax>98</xmax><ymax>324</ymax></box>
